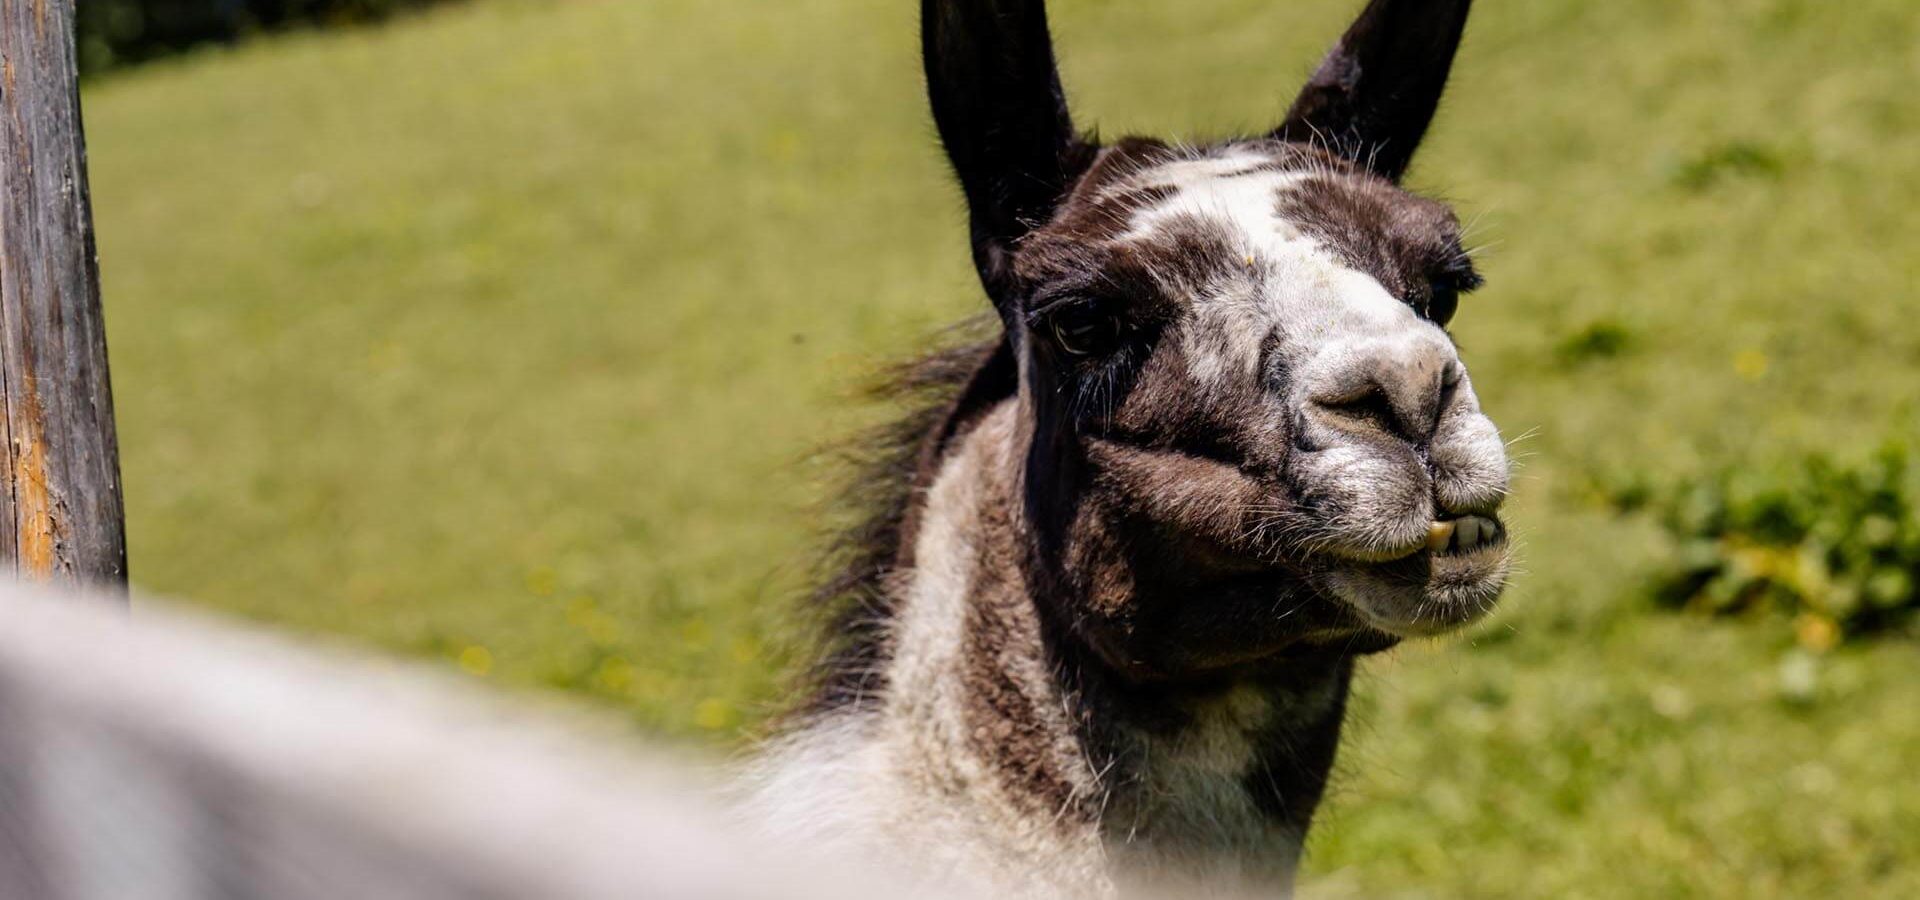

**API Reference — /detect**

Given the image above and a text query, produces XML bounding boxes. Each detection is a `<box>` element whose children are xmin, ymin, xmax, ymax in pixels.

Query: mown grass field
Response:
<box><xmin>85</xmin><ymin>0</ymin><xmax>1917</xmax><ymax>895</ymax></box>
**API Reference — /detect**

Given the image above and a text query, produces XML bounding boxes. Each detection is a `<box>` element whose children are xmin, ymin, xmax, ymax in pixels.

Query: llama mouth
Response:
<box><xmin>1319</xmin><ymin>515</ymin><xmax>1511</xmax><ymax>637</ymax></box>
<box><xmin>1425</xmin><ymin>513</ymin><xmax>1506</xmax><ymax>557</ymax></box>
<box><xmin>1322</xmin><ymin>513</ymin><xmax>1506</xmax><ymax>564</ymax></box>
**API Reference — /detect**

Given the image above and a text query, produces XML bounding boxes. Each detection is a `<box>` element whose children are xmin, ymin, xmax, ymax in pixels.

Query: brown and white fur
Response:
<box><xmin>744</xmin><ymin>1</ymin><xmax>1508</xmax><ymax>896</ymax></box>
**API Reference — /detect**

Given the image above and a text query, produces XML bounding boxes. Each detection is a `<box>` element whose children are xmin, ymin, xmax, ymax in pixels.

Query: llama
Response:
<box><xmin>745</xmin><ymin>0</ymin><xmax>1509</xmax><ymax>895</ymax></box>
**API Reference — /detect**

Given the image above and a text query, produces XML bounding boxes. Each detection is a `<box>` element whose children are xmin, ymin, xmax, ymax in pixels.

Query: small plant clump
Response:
<box><xmin>1553</xmin><ymin>318</ymin><xmax>1636</xmax><ymax>367</ymax></box>
<box><xmin>1635</xmin><ymin>441</ymin><xmax>1920</xmax><ymax>649</ymax></box>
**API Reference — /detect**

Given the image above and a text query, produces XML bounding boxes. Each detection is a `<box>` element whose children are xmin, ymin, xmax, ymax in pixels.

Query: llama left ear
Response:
<box><xmin>924</xmin><ymin>0</ymin><xmax>1093</xmax><ymax>309</ymax></box>
<box><xmin>1273</xmin><ymin>0</ymin><xmax>1473</xmax><ymax>182</ymax></box>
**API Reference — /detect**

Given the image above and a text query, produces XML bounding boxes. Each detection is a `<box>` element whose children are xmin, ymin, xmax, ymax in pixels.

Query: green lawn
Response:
<box><xmin>86</xmin><ymin>0</ymin><xmax>1918</xmax><ymax>895</ymax></box>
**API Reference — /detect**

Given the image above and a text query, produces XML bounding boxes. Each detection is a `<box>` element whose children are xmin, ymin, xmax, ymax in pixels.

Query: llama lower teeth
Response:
<box><xmin>1426</xmin><ymin>520</ymin><xmax>1456</xmax><ymax>552</ymax></box>
<box><xmin>1455</xmin><ymin>516</ymin><xmax>1483</xmax><ymax>550</ymax></box>
<box><xmin>1430</xmin><ymin>515</ymin><xmax>1499</xmax><ymax>554</ymax></box>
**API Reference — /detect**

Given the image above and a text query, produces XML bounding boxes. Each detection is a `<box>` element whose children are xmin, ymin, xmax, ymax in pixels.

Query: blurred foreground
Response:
<box><xmin>0</xmin><ymin>584</ymin><xmax>921</xmax><ymax>900</ymax></box>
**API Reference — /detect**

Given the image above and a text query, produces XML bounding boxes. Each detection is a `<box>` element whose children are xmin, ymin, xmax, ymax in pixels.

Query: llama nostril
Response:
<box><xmin>1313</xmin><ymin>386</ymin><xmax>1398</xmax><ymax>428</ymax></box>
<box><xmin>1307</xmin><ymin>340</ymin><xmax>1456</xmax><ymax>448</ymax></box>
<box><xmin>1311</xmin><ymin>376</ymin><xmax>1443</xmax><ymax>447</ymax></box>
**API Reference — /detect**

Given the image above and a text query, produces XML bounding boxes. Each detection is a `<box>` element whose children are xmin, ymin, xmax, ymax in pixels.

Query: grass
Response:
<box><xmin>83</xmin><ymin>0</ymin><xmax>1919</xmax><ymax>895</ymax></box>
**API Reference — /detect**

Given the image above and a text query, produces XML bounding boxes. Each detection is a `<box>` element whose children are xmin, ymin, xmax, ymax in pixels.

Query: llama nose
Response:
<box><xmin>1306</xmin><ymin>341</ymin><xmax>1456</xmax><ymax>448</ymax></box>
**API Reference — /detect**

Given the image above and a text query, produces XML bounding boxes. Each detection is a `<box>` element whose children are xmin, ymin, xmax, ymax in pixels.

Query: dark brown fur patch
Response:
<box><xmin>1242</xmin><ymin>659</ymin><xmax>1352</xmax><ymax>833</ymax></box>
<box><xmin>960</xmin><ymin>476</ymin><xmax>1097</xmax><ymax>825</ymax></box>
<box><xmin>1277</xmin><ymin>172</ymin><xmax>1471</xmax><ymax>308</ymax></box>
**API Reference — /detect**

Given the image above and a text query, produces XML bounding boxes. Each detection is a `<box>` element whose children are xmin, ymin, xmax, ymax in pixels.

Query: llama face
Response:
<box><xmin>1009</xmin><ymin>139</ymin><xmax>1509</xmax><ymax>677</ymax></box>
<box><xmin>922</xmin><ymin>0</ymin><xmax>1494</xmax><ymax>678</ymax></box>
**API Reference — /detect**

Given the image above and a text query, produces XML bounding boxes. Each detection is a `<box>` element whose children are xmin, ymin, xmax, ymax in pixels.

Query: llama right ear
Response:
<box><xmin>1273</xmin><ymin>0</ymin><xmax>1473</xmax><ymax>182</ymax></box>
<box><xmin>923</xmin><ymin>0</ymin><xmax>1091</xmax><ymax>308</ymax></box>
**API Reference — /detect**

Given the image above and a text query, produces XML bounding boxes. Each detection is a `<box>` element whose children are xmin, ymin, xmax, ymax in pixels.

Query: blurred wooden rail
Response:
<box><xmin>0</xmin><ymin>0</ymin><xmax>127</xmax><ymax>587</ymax></box>
<box><xmin>0</xmin><ymin>585</ymin><xmax>944</xmax><ymax>900</ymax></box>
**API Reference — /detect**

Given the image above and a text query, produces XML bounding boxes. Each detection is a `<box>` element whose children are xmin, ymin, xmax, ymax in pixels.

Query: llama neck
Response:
<box><xmin>873</xmin><ymin>402</ymin><xmax>1354</xmax><ymax>893</ymax></box>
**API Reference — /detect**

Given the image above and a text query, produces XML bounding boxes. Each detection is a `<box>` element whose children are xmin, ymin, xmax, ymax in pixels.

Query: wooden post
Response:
<box><xmin>0</xmin><ymin>0</ymin><xmax>127</xmax><ymax>589</ymax></box>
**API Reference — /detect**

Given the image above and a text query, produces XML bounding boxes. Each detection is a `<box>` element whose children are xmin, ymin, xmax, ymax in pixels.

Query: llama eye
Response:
<box><xmin>1050</xmin><ymin>310</ymin><xmax>1122</xmax><ymax>357</ymax></box>
<box><xmin>1425</xmin><ymin>284</ymin><xmax>1460</xmax><ymax>326</ymax></box>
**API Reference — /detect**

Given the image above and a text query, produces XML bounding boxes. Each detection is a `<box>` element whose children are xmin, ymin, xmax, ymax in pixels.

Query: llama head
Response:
<box><xmin>924</xmin><ymin>0</ymin><xmax>1509</xmax><ymax>680</ymax></box>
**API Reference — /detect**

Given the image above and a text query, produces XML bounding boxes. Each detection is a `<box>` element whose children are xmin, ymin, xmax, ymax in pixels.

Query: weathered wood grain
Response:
<box><xmin>0</xmin><ymin>0</ymin><xmax>126</xmax><ymax>587</ymax></box>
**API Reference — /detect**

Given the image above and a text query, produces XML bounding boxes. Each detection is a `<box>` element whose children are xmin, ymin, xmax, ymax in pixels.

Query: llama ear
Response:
<box><xmin>1273</xmin><ymin>0</ymin><xmax>1473</xmax><ymax>182</ymax></box>
<box><xmin>923</xmin><ymin>0</ymin><xmax>1091</xmax><ymax>306</ymax></box>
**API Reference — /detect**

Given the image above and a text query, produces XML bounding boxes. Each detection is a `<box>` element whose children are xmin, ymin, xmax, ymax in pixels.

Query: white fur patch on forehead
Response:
<box><xmin>1114</xmin><ymin>146</ymin><xmax>1310</xmax><ymax>251</ymax></box>
<box><xmin>1118</xmin><ymin>157</ymin><xmax>1450</xmax><ymax>394</ymax></box>
<box><xmin>1125</xmin><ymin>168</ymin><xmax>1310</xmax><ymax>251</ymax></box>
<box><xmin>1114</xmin><ymin>147</ymin><xmax>1282</xmax><ymax>192</ymax></box>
